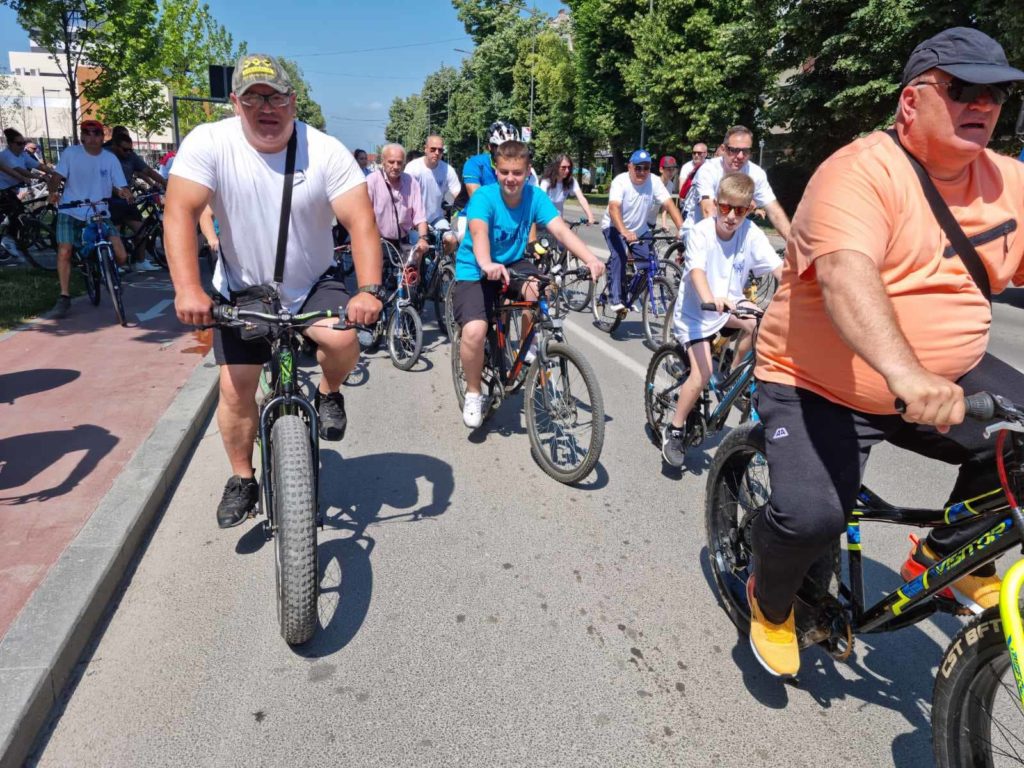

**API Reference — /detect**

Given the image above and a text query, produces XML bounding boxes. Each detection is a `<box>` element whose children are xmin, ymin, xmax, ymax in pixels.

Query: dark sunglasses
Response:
<box><xmin>692</xmin><ymin>150</ymin><xmax>707</xmax><ymax>156</ymax></box>
<box><xmin>716</xmin><ymin>201</ymin><xmax>752</xmax><ymax>216</ymax></box>
<box><xmin>724</xmin><ymin>145</ymin><xmax>752</xmax><ymax>157</ymax></box>
<box><xmin>915</xmin><ymin>77</ymin><xmax>1013</xmax><ymax>106</ymax></box>
<box><xmin>559</xmin><ymin>164</ymin><xmax>572</xmax><ymax>169</ymax></box>
<box><xmin>633</xmin><ymin>164</ymin><xmax>651</xmax><ymax>171</ymax></box>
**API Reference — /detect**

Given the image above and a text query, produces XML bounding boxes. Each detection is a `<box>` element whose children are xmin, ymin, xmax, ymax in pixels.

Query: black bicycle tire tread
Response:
<box><xmin>100</xmin><ymin>246</ymin><xmax>127</xmax><ymax>326</ymax></box>
<box><xmin>704</xmin><ymin>421</ymin><xmax>765</xmax><ymax>635</ymax></box>
<box><xmin>18</xmin><ymin>218</ymin><xmax>58</xmax><ymax>271</ymax></box>
<box><xmin>592</xmin><ymin>273</ymin><xmax>623</xmax><ymax>334</ymax></box>
<box><xmin>644</xmin><ymin>342</ymin><xmax>687</xmax><ymax>443</ymax></box>
<box><xmin>564</xmin><ymin>254</ymin><xmax>595</xmax><ymax>312</ymax></box>
<box><xmin>270</xmin><ymin>415</ymin><xmax>318</xmax><ymax>645</ymax></box>
<box><xmin>641</xmin><ymin>275</ymin><xmax>676</xmax><ymax>350</ymax></box>
<box><xmin>388</xmin><ymin>304</ymin><xmax>423</xmax><ymax>370</ymax></box>
<box><xmin>524</xmin><ymin>342</ymin><xmax>605</xmax><ymax>484</ymax></box>
<box><xmin>451</xmin><ymin>328</ymin><xmax>466</xmax><ymax>411</ymax></box>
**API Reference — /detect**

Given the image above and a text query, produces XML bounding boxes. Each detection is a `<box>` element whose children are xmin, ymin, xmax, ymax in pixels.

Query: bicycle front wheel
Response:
<box><xmin>387</xmin><ymin>304</ymin><xmax>423</xmax><ymax>370</ymax></box>
<box><xmin>525</xmin><ymin>342</ymin><xmax>604</xmax><ymax>484</ymax></box>
<box><xmin>436</xmin><ymin>264</ymin><xmax>456</xmax><ymax>339</ymax></box>
<box><xmin>563</xmin><ymin>254</ymin><xmax>595</xmax><ymax>312</ymax></box>
<box><xmin>79</xmin><ymin>253</ymin><xmax>101</xmax><ymax>306</ymax></box>
<box><xmin>932</xmin><ymin>607</ymin><xmax>1024</xmax><ymax>768</ymax></box>
<box><xmin>591</xmin><ymin>273</ymin><xmax>623</xmax><ymax>334</ymax></box>
<box><xmin>644</xmin><ymin>342</ymin><xmax>687</xmax><ymax>444</ymax></box>
<box><xmin>641</xmin><ymin>275</ymin><xmax>676</xmax><ymax>350</ymax></box>
<box><xmin>705</xmin><ymin>422</ymin><xmax>770</xmax><ymax>635</ymax></box>
<box><xmin>99</xmin><ymin>245</ymin><xmax>127</xmax><ymax>326</ymax></box>
<box><xmin>270</xmin><ymin>414</ymin><xmax>318</xmax><ymax>646</ymax></box>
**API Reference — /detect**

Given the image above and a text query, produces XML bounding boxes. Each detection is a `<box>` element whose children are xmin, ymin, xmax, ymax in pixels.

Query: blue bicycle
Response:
<box><xmin>643</xmin><ymin>304</ymin><xmax>763</xmax><ymax>448</ymax></box>
<box><xmin>592</xmin><ymin>232</ymin><xmax>678</xmax><ymax>349</ymax></box>
<box><xmin>59</xmin><ymin>197</ymin><xmax>126</xmax><ymax>326</ymax></box>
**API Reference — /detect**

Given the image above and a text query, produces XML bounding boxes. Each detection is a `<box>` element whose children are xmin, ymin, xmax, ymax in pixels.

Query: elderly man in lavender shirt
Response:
<box><xmin>365</xmin><ymin>142</ymin><xmax>430</xmax><ymax>264</ymax></box>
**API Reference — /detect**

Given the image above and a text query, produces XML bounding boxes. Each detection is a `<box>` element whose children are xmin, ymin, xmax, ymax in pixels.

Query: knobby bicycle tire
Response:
<box><xmin>99</xmin><ymin>245</ymin><xmax>127</xmax><ymax>326</ymax></box>
<box><xmin>525</xmin><ymin>342</ymin><xmax>605</xmax><ymax>484</ymax></box>
<box><xmin>641</xmin><ymin>275</ymin><xmax>676</xmax><ymax>350</ymax></box>
<box><xmin>932</xmin><ymin>607</ymin><xmax>1024</xmax><ymax>768</ymax></box>
<box><xmin>270</xmin><ymin>415</ymin><xmax>318</xmax><ymax>646</ymax></box>
<box><xmin>705</xmin><ymin>422</ymin><xmax>769</xmax><ymax>635</ymax></box>
<box><xmin>644</xmin><ymin>342</ymin><xmax>687</xmax><ymax>444</ymax></box>
<box><xmin>387</xmin><ymin>304</ymin><xmax>423</xmax><ymax>370</ymax></box>
<box><xmin>591</xmin><ymin>273</ymin><xmax>623</xmax><ymax>334</ymax></box>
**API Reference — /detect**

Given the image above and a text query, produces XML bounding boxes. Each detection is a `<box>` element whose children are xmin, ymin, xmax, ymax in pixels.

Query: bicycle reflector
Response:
<box><xmin>403</xmin><ymin>264</ymin><xmax>420</xmax><ymax>286</ymax></box>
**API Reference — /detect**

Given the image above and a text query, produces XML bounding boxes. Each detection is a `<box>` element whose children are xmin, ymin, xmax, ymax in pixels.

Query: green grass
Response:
<box><xmin>0</xmin><ymin>266</ymin><xmax>84</xmax><ymax>331</ymax></box>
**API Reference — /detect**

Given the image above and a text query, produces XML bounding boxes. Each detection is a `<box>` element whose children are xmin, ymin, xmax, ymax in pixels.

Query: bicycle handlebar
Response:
<box><xmin>699</xmin><ymin>302</ymin><xmax>764</xmax><ymax>318</ymax></box>
<box><xmin>894</xmin><ymin>392</ymin><xmax>1023</xmax><ymax>423</ymax></box>
<box><xmin>205</xmin><ymin>304</ymin><xmax>369</xmax><ymax>332</ymax></box>
<box><xmin>58</xmin><ymin>197</ymin><xmax>115</xmax><ymax>210</ymax></box>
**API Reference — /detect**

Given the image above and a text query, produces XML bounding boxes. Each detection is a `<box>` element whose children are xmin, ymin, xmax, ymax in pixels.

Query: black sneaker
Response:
<box><xmin>316</xmin><ymin>390</ymin><xmax>347</xmax><ymax>441</ymax></box>
<box><xmin>661</xmin><ymin>426</ymin><xmax>687</xmax><ymax>468</ymax></box>
<box><xmin>217</xmin><ymin>475</ymin><xmax>259</xmax><ymax>528</ymax></box>
<box><xmin>52</xmin><ymin>294</ymin><xmax>71</xmax><ymax>319</ymax></box>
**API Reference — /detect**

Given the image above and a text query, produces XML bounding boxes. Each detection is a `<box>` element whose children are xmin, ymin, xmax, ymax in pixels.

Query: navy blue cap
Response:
<box><xmin>629</xmin><ymin>149</ymin><xmax>652</xmax><ymax>165</ymax></box>
<box><xmin>902</xmin><ymin>27</ymin><xmax>1024</xmax><ymax>87</ymax></box>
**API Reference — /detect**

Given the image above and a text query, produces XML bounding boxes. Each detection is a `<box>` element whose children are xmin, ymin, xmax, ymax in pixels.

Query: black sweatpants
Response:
<box><xmin>752</xmin><ymin>353</ymin><xmax>1021</xmax><ymax>623</ymax></box>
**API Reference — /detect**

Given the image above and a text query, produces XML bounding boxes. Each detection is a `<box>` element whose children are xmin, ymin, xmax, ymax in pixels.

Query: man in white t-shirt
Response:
<box><xmin>686</xmin><ymin>125</ymin><xmax>790</xmax><ymax>242</ymax></box>
<box><xmin>677</xmin><ymin>142</ymin><xmax>708</xmax><ymax>222</ymax></box>
<box><xmin>600</xmin><ymin>149</ymin><xmax>683</xmax><ymax>311</ymax></box>
<box><xmin>47</xmin><ymin>119</ymin><xmax>132</xmax><ymax>319</ymax></box>
<box><xmin>405</xmin><ymin>134</ymin><xmax>461</xmax><ymax>254</ymax></box>
<box><xmin>166</xmin><ymin>53</ymin><xmax>383</xmax><ymax>528</ymax></box>
<box><xmin>663</xmin><ymin>172</ymin><xmax>782</xmax><ymax>467</ymax></box>
<box><xmin>1</xmin><ymin>128</ymin><xmax>43</xmax><ymax>259</ymax></box>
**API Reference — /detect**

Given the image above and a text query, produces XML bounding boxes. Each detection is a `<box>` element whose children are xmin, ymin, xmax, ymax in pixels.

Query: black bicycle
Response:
<box><xmin>705</xmin><ymin>392</ymin><xmax>1024</xmax><ymax>767</ymax></box>
<box><xmin>210</xmin><ymin>301</ymin><xmax>361</xmax><ymax>646</ymax></box>
<box><xmin>451</xmin><ymin>266</ymin><xmax>605</xmax><ymax>484</ymax></box>
<box><xmin>121</xmin><ymin>190</ymin><xmax>166</xmax><ymax>268</ymax></box>
<box><xmin>2</xmin><ymin>192</ymin><xmax>57</xmax><ymax>270</ymax></box>
<box><xmin>412</xmin><ymin>223</ymin><xmax>456</xmax><ymax>338</ymax></box>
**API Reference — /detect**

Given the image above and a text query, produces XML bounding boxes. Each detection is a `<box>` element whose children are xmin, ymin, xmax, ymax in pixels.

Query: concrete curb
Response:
<box><xmin>0</xmin><ymin>351</ymin><xmax>220</xmax><ymax>768</ymax></box>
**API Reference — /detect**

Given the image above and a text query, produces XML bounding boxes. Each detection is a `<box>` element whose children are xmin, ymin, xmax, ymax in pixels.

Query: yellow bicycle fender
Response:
<box><xmin>1001</xmin><ymin>558</ymin><xmax>1024</xmax><ymax>707</ymax></box>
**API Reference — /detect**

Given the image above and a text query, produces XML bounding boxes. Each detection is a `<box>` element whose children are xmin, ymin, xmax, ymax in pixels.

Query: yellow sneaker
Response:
<box><xmin>913</xmin><ymin>540</ymin><xmax>1001</xmax><ymax>613</ymax></box>
<box><xmin>747</xmin><ymin>577</ymin><xmax>800</xmax><ymax>677</ymax></box>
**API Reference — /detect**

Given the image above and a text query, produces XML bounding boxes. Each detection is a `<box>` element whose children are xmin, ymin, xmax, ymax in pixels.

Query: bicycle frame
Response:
<box><xmin>490</xmin><ymin>287</ymin><xmax>566</xmax><ymax>410</ymax></box>
<box><xmin>622</xmin><ymin>241</ymin><xmax>662</xmax><ymax>308</ymax></box>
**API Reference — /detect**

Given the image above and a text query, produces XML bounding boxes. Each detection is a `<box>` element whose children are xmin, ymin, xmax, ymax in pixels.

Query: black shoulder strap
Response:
<box><xmin>274</xmin><ymin>124</ymin><xmax>298</xmax><ymax>285</ymax></box>
<box><xmin>885</xmin><ymin>128</ymin><xmax>991</xmax><ymax>302</ymax></box>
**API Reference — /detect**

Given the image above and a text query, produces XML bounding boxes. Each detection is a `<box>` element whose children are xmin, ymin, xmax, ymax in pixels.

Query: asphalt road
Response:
<box><xmin>30</xmin><ymin>232</ymin><xmax>1024</xmax><ymax>768</ymax></box>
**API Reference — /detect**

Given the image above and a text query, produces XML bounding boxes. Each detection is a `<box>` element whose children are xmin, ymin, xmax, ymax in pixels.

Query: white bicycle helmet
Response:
<box><xmin>488</xmin><ymin>120</ymin><xmax>520</xmax><ymax>146</ymax></box>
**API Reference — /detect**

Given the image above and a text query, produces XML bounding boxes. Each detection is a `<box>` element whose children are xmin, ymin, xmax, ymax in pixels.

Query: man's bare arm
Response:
<box><xmin>165</xmin><ymin>175</ymin><xmax>213</xmax><ymax>325</ymax></box>
<box><xmin>607</xmin><ymin>201</ymin><xmax>635</xmax><ymax>241</ymax></box>
<box><xmin>700</xmin><ymin>197</ymin><xmax>716</xmax><ymax>219</ymax></box>
<box><xmin>332</xmin><ymin>186</ymin><xmax>384</xmax><ymax>326</ymax></box>
<box><xmin>816</xmin><ymin>249</ymin><xmax>963</xmax><ymax>428</ymax></box>
<box><xmin>660</xmin><ymin>197</ymin><xmax>683</xmax><ymax>230</ymax></box>
<box><xmin>764</xmin><ymin>200</ymin><xmax>791</xmax><ymax>241</ymax></box>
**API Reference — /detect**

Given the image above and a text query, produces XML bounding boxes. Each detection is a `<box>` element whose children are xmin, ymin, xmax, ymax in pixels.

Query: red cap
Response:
<box><xmin>659</xmin><ymin>156</ymin><xmax>677</xmax><ymax>170</ymax></box>
<box><xmin>80</xmin><ymin>119</ymin><xmax>104</xmax><ymax>131</ymax></box>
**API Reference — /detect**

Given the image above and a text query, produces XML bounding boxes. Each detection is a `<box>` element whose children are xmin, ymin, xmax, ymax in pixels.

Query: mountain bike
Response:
<box><xmin>412</xmin><ymin>223</ymin><xmax>456</xmax><ymax>338</ymax></box>
<box><xmin>358</xmin><ymin>239</ymin><xmax>423</xmax><ymax>370</ymax></box>
<box><xmin>59</xmin><ymin>198</ymin><xmax>127</xmax><ymax>326</ymax></box>
<box><xmin>644</xmin><ymin>303</ymin><xmax>763</xmax><ymax>448</ymax></box>
<box><xmin>4</xmin><ymin>192</ymin><xmax>57</xmax><ymax>270</ymax></box>
<box><xmin>592</xmin><ymin>232</ymin><xmax>678</xmax><ymax>349</ymax></box>
<box><xmin>121</xmin><ymin>190</ymin><xmax>166</xmax><ymax>268</ymax></box>
<box><xmin>537</xmin><ymin>218</ymin><xmax>593</xmax><ymax>315</ymax></box>
<box><xmin>210</xmin><ymin>301</ymin><xmax>361</xmax><ymax>646</ymax></box>
<box><xmin>451</xmin><ymin>266</ymin><xmax>605</xmax><ymax>484</ymax></box>
<box><xmin>704</xmin><ymin>392</ymin><xmax>1024</xmax><ymax>768</ymax></box>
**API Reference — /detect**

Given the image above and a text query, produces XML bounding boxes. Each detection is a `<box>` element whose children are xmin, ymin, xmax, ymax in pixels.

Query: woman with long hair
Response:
<box><xmin>540</xmin><ymin>153</ymin><xmax>594</xmax><ymax>224</ymax></box>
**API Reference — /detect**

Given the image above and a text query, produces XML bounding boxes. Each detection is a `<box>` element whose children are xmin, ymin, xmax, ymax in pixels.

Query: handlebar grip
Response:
<box><xmin>211</xmin><ymin>304</ymin><xmax>233</xmax><ymax>323</ymax></box>
<box><xmin>964</xmin><ymin>392</ymin><xmax>995</xmax><ymax>421</ymax></box>
<box><xmin>700</xmin><ymin>302</ymin><xmax>717</xmax><ymax>311</ymax></box>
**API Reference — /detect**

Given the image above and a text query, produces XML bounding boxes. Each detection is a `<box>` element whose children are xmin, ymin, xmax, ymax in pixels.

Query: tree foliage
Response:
<box><xmin>278</xmin><ymin>57</ymin><xmax>325</xmax><ymax>130</ymax></box>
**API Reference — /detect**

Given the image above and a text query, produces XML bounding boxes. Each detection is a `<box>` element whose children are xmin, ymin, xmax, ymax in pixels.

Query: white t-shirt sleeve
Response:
<box><xmin>607</xmin><ymin>174</ymin><xmax>628</xmax><ymax>204</ymax></box>
<box><xmin>445</xmin><ymin>165</ymin><xmax>461</xmax><ymax>199</ymax></box>
<box><xmin>685</xmin><ymin>224</ymin><xmax>711</xmax><ymax>273</ymax></box>
<box><xmin>540</xmin><ymin>179</ymin><xmax>550</xmax><ymax>193</ymax></box>
<box><xmin>170</xmin><ymin>123</ymin><xmax>218</xmax><ymax>192</ymax></box>
<box><xmin>751</xmin><ymin>165</ymin><xmax>777</xmax><ymax>206</ymax></box>
<box><xmin>746</xmin><ymin>225</ymin><xmax>782</xmax><ymax>275</ymax></box>
<box><xmin>694</xmin><ymin>161</ymin><xmax>716</xmax><ymax>200</ymax></box>
<box><xmin>323</xmin><ymin>139</ymin><xmax>365</xmax><ymax>202</ymax></box>
<box><xmin>652</xmin><ymin>176</ymin><xmax>670</xmax><ymax>205</ymax></box>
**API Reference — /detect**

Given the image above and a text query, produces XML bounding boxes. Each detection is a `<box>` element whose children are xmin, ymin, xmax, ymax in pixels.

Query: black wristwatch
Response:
<box><xmin>357</xmin><ymin>284</ymin><xmax>387</xmax><ymax>301</ymax></box>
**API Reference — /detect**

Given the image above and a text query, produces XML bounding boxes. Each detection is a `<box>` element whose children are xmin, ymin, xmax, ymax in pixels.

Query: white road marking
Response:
<box><xmin>563</xmin><ymin>313</ymin><xmax>648</xmax><ymax>381</ymax></box>
<box><xmin>135</xmin><ymin>298</ymin><xmax>173</xmax><ymax>323</ymax></box>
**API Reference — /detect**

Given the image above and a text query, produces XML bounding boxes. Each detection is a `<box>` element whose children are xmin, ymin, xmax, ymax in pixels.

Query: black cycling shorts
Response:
<box><xmin>452</xmin><ymin>258</ymin><xmax>542</xmax><ymax>327</ymax></box>
<box><xmin>213</xmin><ymin>268</ymin><xmax>350</xmax><ymax>366</ymax></box>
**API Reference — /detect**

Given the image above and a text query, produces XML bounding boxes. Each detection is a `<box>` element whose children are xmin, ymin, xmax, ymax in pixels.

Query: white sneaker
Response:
<box><xmin>462</xmin><ymin>392</ymin><xmax>486</xmax><ymax>428</ymax></box>
<box><xmin>524</xmin><ymin>340</ymin><xmax>538</xmax><ymax>364</ymax></box>
<box><xmin>136</xmin><ymin>258</ymin><xmax>163</xmax><ymax>272</ymax></box>
<box><xmin>609</xmin><ymin>302</ymin><xmax>626</xmax><ymax>313</ymax></box>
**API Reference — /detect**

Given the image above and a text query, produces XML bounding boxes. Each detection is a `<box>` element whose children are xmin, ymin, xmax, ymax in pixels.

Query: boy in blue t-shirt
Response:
<box><xmin>453</xmin><ymin>140</ymin><xmax>605</xmax><ymax>428</ymax></box>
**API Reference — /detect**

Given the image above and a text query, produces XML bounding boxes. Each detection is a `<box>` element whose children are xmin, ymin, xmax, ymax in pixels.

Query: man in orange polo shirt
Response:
<box><xmin>748</xmin><ymin>27</ymin><xmax>1024</xmax><ymax>677</ymax></box>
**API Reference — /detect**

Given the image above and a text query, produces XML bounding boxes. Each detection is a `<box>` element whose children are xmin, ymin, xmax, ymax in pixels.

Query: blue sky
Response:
<box><xmin>0</xmin><ymin>0</ymin><xmax>567</xmax><ymax>150</ymax></box>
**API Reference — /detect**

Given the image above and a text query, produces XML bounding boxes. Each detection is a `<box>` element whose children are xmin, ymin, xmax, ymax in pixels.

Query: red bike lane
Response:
<box><xmin>0</xmin><ymin>271</ymin><xmax>213</xmax><ymax>640</ymax></box>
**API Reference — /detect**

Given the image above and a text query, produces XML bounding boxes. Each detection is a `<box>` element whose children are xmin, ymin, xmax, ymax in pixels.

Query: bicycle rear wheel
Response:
<box><xmin>563</xmin><ymin>254</ymin><xmax>595</xmax><ymax>312</ymax></box>
<box><xmin>436</xmin><ymin>264</ymin><xmax>456</xmax><ymax>339</ymax></box>
<box><xmin>525</xmin><ymin>342</ymin><xmax>604</xmax><ymax>484</ymax></box>
<box><xmin>641</xmin><ymin>275</ymin><xmax>676</xmax><ymax>350</ymax></box>
<box><xmin>387</xmin><ymin>304</ymin><xmax>423</xmax><ymax>370</ymax></box>
<box><xmin>17</xmin><ymin>215</ymin><xmax>57</xmax><ymax>271</ymax></box>
<box><xmin>591</xmin><ymin>273</ymin><xmax>623</xmax><ymax>333</ymax></box>
<box><xmin>270</xmin><ymin>414</ymin><xmax>318</xmax><ymax>646</ymax></box>
<box><xmin>99</xmin><ymin>245</ymin><xmax>127</xmax><ymax>326</ymax></box>
<box><xmin>705</xmin><ymin>422</ymin><xmax>769</xmax><ymax>634</ymax></box>
<box><xmin>932</xmin><ymin>607</ymin><xmax>1024</xmax><ymax>768</ymax></box>
<box><xmin>644</xmin><ymin>342</ymin><xmax>687</xmax><ymax>444</ymax></box>
<box><xmin>147</xmin><ymin>230</ymin><xmax>167</xmax><ymax>268</ymax></box>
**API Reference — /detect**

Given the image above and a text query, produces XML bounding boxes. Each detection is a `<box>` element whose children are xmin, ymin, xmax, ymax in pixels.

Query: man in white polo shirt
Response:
<box><xmin>685</xmin><ymin>125</ymin><xmax>790</xmax><ymax>243</ymax></box>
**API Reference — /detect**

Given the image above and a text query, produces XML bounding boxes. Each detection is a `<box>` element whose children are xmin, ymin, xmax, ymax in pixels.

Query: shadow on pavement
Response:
<box><xmin>700</xmin><ymin>545</ymin><xmax>952</xmax><ymax>765</ymax></box>
<box><xmin>0</xmin><ymin>368</ymin><xmax>80</xmax><ymax>404</ymax></box>
<box><xmin>295</xmin><ymin>449</ymin><xmax>455</xmax><ymax>658</ymax></box>
<box><xmin>0</xmin><ymin>424</ymin><xmax>118</xmax><ymax>504</ymax></box>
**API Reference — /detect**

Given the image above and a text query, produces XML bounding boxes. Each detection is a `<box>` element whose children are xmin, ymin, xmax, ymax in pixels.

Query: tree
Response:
<box><xmin>278</xmin><ymin>57</ymin><xmax>325</xmax><ymax>130</ymax></box>
<box><xmin>156</xmin><ymin>0</ymin><xmax>244</xmax><ymax>136</ymax></box>
<box><xmin>510</xmin><ymin>27</ymin><xmax>578</xmax><ymax>164</ymax></box>
<box><xmin>2</xmin><ymin>0</ymin><xmax>140</xmax><ymax>142</ymax></box>
<box><xmin>0</xmin><ymin>71</ymin><xmax>25</xmax><ymax>136</ymax></box>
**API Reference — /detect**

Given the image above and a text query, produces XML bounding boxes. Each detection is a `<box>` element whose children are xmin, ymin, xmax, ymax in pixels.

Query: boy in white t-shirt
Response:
<box><xmin>661</xmin><ymin>172</ymin><xmax>782</xmax><ymax>467</ymax></box>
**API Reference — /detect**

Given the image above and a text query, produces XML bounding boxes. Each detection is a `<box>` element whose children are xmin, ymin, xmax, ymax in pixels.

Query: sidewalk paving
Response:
<box><xmin>0</xmin><ymin>270</ymin><xmax>220</xmax><ymax>768</ymax></box>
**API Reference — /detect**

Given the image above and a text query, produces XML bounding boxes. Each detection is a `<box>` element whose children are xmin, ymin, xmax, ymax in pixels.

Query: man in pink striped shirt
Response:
<box><xmin>365</xmin><ymin>143</ymin><xmax>429</xmax><ymax>262</ymax></box>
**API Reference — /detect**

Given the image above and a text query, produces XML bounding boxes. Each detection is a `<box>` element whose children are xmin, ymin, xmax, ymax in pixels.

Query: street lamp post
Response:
<box><xmin>639</xmin><ymin>0</ymin><xmax>653</xmax><ymax>149</ymax></box>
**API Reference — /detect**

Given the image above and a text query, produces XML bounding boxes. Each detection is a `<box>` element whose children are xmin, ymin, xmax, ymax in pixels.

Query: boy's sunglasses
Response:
<box><xmin>716</xmin><ymin>201</ymin><xmax>752</xmax><ymax>216</ymax></box>
<box><xmin>915</xmin><ymin>77</ymin><xmax>1013</xmax><ymax>106</ymax></box>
